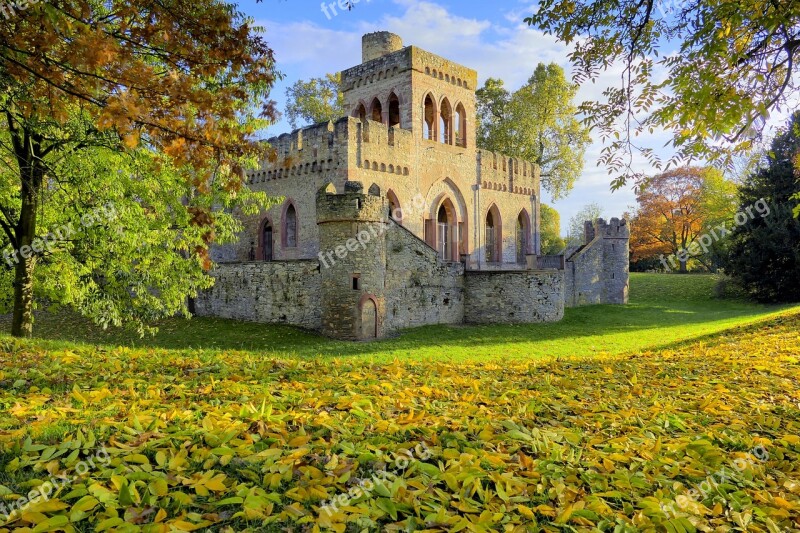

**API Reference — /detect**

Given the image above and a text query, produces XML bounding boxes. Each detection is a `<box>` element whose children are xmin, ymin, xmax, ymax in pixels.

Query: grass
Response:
<box><xmin>1</xmin><ymin>273</ymin><xmax>796</xmax><ymax>363</ymax></box>
<box><xmin>0</xmin><ymin>274</ymin><xmax>799</xmax><ymax>531</ymax></box>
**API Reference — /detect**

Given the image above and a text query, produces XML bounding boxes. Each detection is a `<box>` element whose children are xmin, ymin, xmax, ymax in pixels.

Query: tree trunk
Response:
<box><xmin>679</xmin><ymin>259</ymin><xmax>688</xmax><ymax>273</ymax></box>
<box><xmin>10</xmin><ymin>158</ymin><xmax>42</xmax><ymax>338</ymax></box>
<box><xmin>11</xmin><ymin>254</ymin><xmax>35</xmax><ymax>337</ymax></box>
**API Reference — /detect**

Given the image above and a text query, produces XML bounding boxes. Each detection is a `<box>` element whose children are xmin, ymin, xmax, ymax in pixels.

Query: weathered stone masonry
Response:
<box><xmin>196</xmin><ymin>32</ymin><xmax>630</xmax><ymax>340</ymax></box>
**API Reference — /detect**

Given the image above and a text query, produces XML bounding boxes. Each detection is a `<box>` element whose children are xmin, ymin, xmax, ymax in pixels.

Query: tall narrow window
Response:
<box><xmin>355</xmin><ymin>103</ymin><xmax>366</xmax><ymax>122</ymax></box>
<box><xmin>370</xmin><ymin>98</ymin><xmax>383</xmax><ymax>123</ymax></box>
<box><xmin>455</xmin><ymin>103</ymin><xmax>467</xmax><ymax>147</ymax></box>
<box><xmin>284</xmin><ymin>204</ymin><xmax>297</xmax><ymax>248</ymax></box>
<box><xmin>516</xmin><ymin>210</ymin><xmax>530</xmax><ymax>264</ymax></box>
<box><xmin>388</xmin><ymin>93</ymin><xmax>400</xmax><ymax>128</ymax></box>
<box><xmin>262</xmin><ymin>220</ymin><xmax>273</xmax><ymax>261</ymax></box>
<box><xmin>439</xmin><ymin>98</ymin><xmax>452</xmax><ymax>144</ymax></box>
<box><xmin>423</xmin><ymin>94</ymin><xmax>436</xmax><ymax>140</ymax></box>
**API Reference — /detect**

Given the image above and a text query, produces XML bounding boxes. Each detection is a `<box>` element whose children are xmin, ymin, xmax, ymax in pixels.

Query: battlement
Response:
<box><xmin>316</xmin><ymin>181</ymin><xmax>387</xmax><ymax>224</ymax></box>
<box><xmin>341</xmin><ymin>44</ymin><xmax>477</xmax><ymax>94</ymax></box>
<box><xmin>360</xmin><ymin>118</ymin><xmax>414</xmax><ymax>151</ymax></box>
<box><xmin>584</xmin><ymin>218</ymin><xmax>630</xmax><ymax>244</ymax></box>
<box><xmin>265</xmin><ymin>118</ymin><xmax>349</xmax><ymax>160</ymax></box>
<box><xmin>598</xmin><ymin>217</ymin><xmax>630</xmax><ymax>238</ymax></box>
<box><xmin>477</xmin><ymin>149</ymin><xmax>539</xmax><ymax>196</ymax></box>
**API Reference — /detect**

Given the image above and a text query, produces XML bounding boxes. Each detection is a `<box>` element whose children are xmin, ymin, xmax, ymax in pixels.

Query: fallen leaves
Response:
<box><xmin>0</xmin><ymin>316</ymin><xmax>799</xmax><ymax>531</ymax></box>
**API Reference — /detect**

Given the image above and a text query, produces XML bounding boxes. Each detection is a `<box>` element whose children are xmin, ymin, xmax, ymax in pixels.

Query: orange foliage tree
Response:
<box><xmin>0</xmin><ymin>1</ymin><xmax>278</xmax><ymax>336</ymax></box>
<box><xmin>629</xmin><ymin>167</ymin><xmax>737</xmax><ymax>272</ymax></box>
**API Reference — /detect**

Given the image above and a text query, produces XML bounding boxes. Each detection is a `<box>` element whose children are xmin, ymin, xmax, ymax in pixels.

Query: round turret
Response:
<box><xmin>362</xmin><ymin>32</ymin><xmax>403</xmax><ymax>63</ymax></box>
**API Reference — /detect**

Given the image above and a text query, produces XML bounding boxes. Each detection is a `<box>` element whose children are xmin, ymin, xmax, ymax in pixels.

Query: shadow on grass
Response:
<box><xmin>1</xmin><ymin>274</ymin><xmax>796</xmax><ymax>362</ymax></box>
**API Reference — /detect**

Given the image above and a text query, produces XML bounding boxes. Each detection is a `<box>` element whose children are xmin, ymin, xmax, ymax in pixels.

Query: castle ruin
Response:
<box><xmin>196</xmin><ymin>32</ymin><xmax>630</xmax><ymax>340</ymax></box>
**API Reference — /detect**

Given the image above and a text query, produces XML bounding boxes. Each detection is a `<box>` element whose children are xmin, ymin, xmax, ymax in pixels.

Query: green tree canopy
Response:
<box><xmin>540</xmin><ymin>204</ymin><xmax>565</xmax><ymax>254</ymax></box>
<box><xmin>476</xmin><ymin>63</ymin><xmax>591</xmax><ymax>200</ymax></box>
<box><xmin>724</xmin><ymin>112</ymin><xmax>800</xmax><ymax>302</ymax></box>
<box><xmin>566</xmin><ymin>202</ymin><xmax>604</xmax><ymax>247</ymax></box>
<box><xmin>284</xmin><ymin>73</ymin><xmax>346</xmax><ymax>129</ymax></box>
<box><xmin>526</xmin><ymin>1</ymin><xmax>800</xmax><ymax>188</ymax></box>
<box><xmin>0</xmin><ymin>0</ymin><xmax>278</xmax><ymax>337</ymax></box>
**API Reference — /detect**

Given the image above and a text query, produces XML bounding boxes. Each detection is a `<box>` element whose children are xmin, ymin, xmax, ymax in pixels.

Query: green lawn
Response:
<box><xmin>1</xmin><ymin>274</ymin><xmax>799</xmax><ymax>532</ymax></box>
<box><xmin>3</xmin><ymin>273</ymin><xmax>797</xmax><ymax>363</ymax></box>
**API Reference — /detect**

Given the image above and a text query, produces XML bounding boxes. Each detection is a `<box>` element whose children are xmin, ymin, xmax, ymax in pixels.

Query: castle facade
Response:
<box><xmin>196</xmin><ymin>32</ymin><xmax>630</xmax><ymax>340</ymax></box>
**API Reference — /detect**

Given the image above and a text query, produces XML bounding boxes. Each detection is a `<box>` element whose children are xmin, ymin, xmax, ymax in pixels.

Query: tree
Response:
<box><xmin>724</xmin><ymin>113</ymin><xmax>800</xmax><ymax>302</ymax></box>
<box><xmin>0</xmin><ymin>0</ymin><xmax>278</xmax><ymax>337</ymax></box>
<box><xmin>628</xmin><ymin>167</ymin><xmax>737</xmax><ymax>273</ymax></box>
<box><xmin>476</xmin><ymin>63</ymin><xmax>591</xmax><ymax>200</ymax></box>
<box><xmin>565</xmin><ymin>203</ymin><xmax>604</xmax><ymax>247</ymax></box>
<box><xmin>540</xmin><ymin>204</ymin><xmax>565</xmax><ymax>254</ymax></box>
<box><xmin>526</xmin><ymin>1</ymin><xmax>800</xmax><ymax>188</ymax></box>
<box><xmin>284</xmin><ymin>73</ymin><xmax>346</xmax><ymax>129</ymax></box>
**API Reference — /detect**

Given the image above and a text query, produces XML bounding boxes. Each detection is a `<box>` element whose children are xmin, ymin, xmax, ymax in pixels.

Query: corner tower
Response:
<box><xmin>600</xmin><ymin>218</ymin><xmax>630</xmax><ymax>304</ymax></box>
<box><xmin>317</xmin><ymin>181</ymin><xmax>388</xmax><ymax>340</ymax></box>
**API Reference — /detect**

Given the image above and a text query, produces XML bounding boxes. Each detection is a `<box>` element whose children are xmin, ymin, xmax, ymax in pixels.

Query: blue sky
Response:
<box><xmin>242</xmin><ymin>0</ymin><xmax>661</xmax><ymax>234</ymax></box>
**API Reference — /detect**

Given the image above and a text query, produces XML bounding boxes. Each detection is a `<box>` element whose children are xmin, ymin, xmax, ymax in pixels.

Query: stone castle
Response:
<box><xmin>196</xmin><ymin>32</ymin><xmax>630</xmax><ymax>340</ymax></box>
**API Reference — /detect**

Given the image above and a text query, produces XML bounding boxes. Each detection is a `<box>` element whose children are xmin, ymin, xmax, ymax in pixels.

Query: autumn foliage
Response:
<box><xmin>1</xmin><ymin>311</ymin><xmax>799</xmax><ymax>530</ymax></box>
<box><xmin>0</xmin><ymin>0</ymin><xmax>279</xmax><ymax>336</ymax></box>
<box><xmin>629</xmin><ymin>167</ymin><xmax>736</xmax><ymax>272</ymax></box>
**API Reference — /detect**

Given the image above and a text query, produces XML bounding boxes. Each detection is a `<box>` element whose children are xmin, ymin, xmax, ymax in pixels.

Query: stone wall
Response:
<box><xmin>564</xmin><ymin>241</ymin><xmax>604</xmax><ymax>307</ymax></box>
<box><xmin>194</xmin><ymin>260</ymin><xmax>321</xmax><ymax>329</ymax></box>
<box><xmin>464</xmin><ymin>270</ymin><xmax>564</xmax><ymax>324</ymax></box>
<box><xmin>384</xmin><ymin>221</ymin><xmax>465</xmax><ymax>332</ymax></box>
<box><xmin>564</xmin><ymin>218</ymin><xmax>630</xmax><ymax>307</ymax></box>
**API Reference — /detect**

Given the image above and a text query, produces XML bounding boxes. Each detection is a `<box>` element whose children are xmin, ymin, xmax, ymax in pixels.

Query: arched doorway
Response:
<box><xmin>516</xmin><ymin>210</ymin><xmax>531</xmax><ymax>264</ymax></box>
<box><xmin>485</xmin><ymin>205</ymin><xmax>502</xmax><ymax>264</ymax></box>
<box><xmin>387</xmin><ymin>189</ymin><xmax>402</xmax><ymax>223</ymax></box>
<box><xmin>359</xmin><ymin>298</ymin><xmax>377</xmax><ymax>339</ymax></box>
<box><xmin>437</xmin><ymin>199</ymin><xmax>457</xmax><ymax>261</ymax></box>
<box><xmin>261</xmin><ymin>219</ymin><xmax>273</xmax><ymax>261</ymax></box>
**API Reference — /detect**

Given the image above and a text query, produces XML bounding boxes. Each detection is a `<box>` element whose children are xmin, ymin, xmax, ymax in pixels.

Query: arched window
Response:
<box><xmin>423</xmin><ymin>94</ymin><xmax>436</xmax><ymax>140</ymax></box>
<box><xmin>261</xmin><ymin>219</ymin><xmax>273</xmax><ymax>261</ymax></box>
<box><xmin>485</xmin><ymin>205</ymin><xmax>502</xmax><ymax>263</ymax></box>
<box><xmin>388</xmin><ymin>93</ymin><xmax>400</xmax><ymax>128</ymax></box>
<box><xmin>455</xmin><ymin>103</ymin><xmax>467</xmax><ymax>147</ymax></box>
<box><xmin>354</xmin><ymin>103</ymin><xmax>366</xmax><ymax>122</ymax></box>
<box><xmin>283</xmin><ymin>203</ymin><xmax>298</xmax><ymax>248</ymax></box>
<box><xmin>370</xmin><ymin>98</ymin><xmax>383</xmax><ymax>123</ymax></box>
<box><xmin>516</xmin><ymin>210</ymin><xmax>531</xmax><ymax>264</ymax></box>
<box><xmin>439</xmin><ymin>98</ymin><xmax>452</xmax><ymax>144</ymax></box>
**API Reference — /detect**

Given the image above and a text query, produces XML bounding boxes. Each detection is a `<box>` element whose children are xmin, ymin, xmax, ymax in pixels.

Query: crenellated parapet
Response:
<box><xmin>477</xmin><ymin>149</ymin><xmax>539</xmax><ymax>196</ymax></box>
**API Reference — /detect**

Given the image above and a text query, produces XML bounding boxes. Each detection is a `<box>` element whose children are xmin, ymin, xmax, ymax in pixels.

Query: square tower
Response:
<box><xmin>340</xmin><ymin>32</ymin><xmax>479</xmax><ymax>149</ymax></box>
